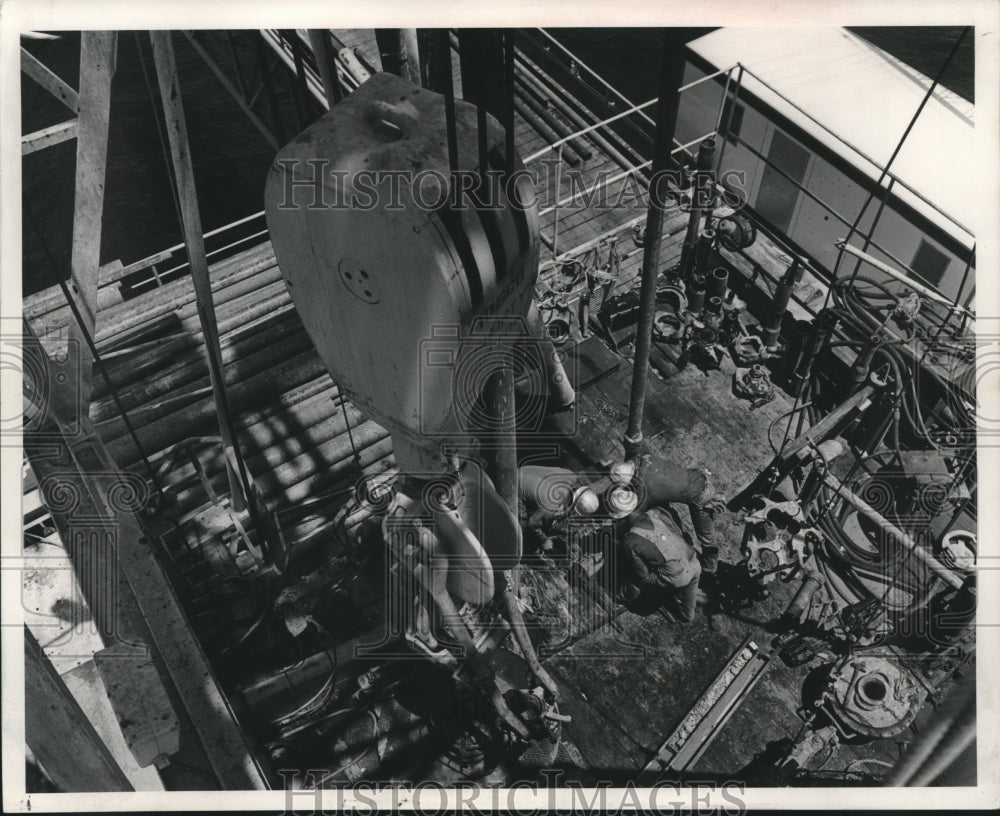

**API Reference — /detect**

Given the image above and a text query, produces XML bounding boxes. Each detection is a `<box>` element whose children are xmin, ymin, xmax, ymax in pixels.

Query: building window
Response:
<box><xmin>720</xmin><ymin>97</ymin><xmax>745</xmax><ymax>144</ymax></box>
<box><xmin>910</xmin><ymin>238</ymin><xmax>950</xmax><ymax>288</ymax></box>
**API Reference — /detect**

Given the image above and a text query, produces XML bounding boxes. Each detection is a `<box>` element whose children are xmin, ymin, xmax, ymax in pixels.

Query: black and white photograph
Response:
<box><xmin>1</xmin><ymin>0</ymin><xmax>998</xmax><ymax>811</ymax></box>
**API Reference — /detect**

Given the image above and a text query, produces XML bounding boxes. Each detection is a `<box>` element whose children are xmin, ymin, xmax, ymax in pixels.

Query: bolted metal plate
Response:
<box><xmin>338</xmin><ymin>258</ymin><xmax>381</xmax><ymax>304</ymax></box>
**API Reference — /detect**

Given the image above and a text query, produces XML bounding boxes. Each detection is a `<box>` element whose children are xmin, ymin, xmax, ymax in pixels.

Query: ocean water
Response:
<box><xmin>20</xmin><ymin>28</ymin><xmax>974</xmax><ymax>298</ymax></box>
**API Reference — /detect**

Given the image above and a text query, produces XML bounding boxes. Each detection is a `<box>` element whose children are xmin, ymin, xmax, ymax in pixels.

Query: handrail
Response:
<box><xmin>538</xmin><ymin>130</ymin><xmax>718</xmax><ymax>217</ymax></box>
<box><xmin>534</xmin><ymin>28</ymin><xmax>656</xmax><ymax>129</ymax></box>
<box><xmin>539</xmin><ymin>160</ymin><xmax>652</xmax><ymax>217</ymax></box>
<box><xmin>120</xmin><ymin>211</ymin><xmax>269</xmax><ymax>291</ymax></box>
<box><xmin>836</xmin><ymin>241</ymin><xmax>973</xmax><ymax>316</ymax></box>
<box><xmin>525</xmin><ymin>97</ymin><xmax>657</xmax><ymax>163</ymax></box>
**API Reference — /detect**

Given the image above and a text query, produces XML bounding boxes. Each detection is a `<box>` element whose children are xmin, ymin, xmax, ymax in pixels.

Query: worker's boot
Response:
<box><xmin>698</xmin><ymin>543</ymin><xmax>720</xmax><ymax>575</ymax></box>
<box><xmin>615</xmin><ymin>582</ymin><xmax>641</xmax><ymax>605</ymax></box>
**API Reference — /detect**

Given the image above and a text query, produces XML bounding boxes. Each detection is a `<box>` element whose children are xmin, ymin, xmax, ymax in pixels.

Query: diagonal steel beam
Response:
<box><xmin>182</xmin><ymin>31</ymin><xmax>279</xmax><ymax>150</ymax></box>
<box><xmin>21</xmin><ymin>119</ymin><xmax>77</xmax><ymax>155</ymax></box>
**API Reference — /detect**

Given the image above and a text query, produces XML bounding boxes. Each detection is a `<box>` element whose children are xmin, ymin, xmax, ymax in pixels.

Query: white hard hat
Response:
<box><xmin>609</xmin><ymin>461</ymin><xmax>636</xmax><ymax>485</ymax></box>
<box><xmin>571</xmin><ymin>486</ymin><xmax>600</xmax><ymax>516</ymax></box>
<box><xmin>606</xmin><ymin>486</ymin><xmax>639</xmax><ymax>519</ymax></box>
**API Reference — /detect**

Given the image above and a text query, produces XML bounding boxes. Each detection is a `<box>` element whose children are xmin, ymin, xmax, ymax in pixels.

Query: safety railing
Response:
<box><xmin>524</xmin><ymin>36</ymin><xmax>975</xmax><ymax>313</ymax></box>
<box><xmin>119</xmin><ymin>211</ymin><xmax>271</xmax><ymax>298</ymax></box>
<box><xmin>523</xmin><ymin>59</ymin><xmax>735</xmax><ymax>263</ymax></box>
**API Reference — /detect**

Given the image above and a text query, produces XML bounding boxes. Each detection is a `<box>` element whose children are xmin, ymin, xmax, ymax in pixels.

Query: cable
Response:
<box><xmin>768</xmin><ymin>401</ymin><xmax>813</xmax><ymax>455</ymax></box>
<box><xmin>23</xmin><ymin>203</ymin><xmax>162</xmax><ymax>488</ymax></box>
<box><xmin>133</xmin><ymin>32</ymin><xmax>184</xmax><ymax>234</ymax></box>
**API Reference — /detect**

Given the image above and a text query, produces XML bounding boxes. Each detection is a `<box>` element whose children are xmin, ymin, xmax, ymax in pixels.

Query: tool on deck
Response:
<box><xmin>642</xmin><ymin>635</ymin><xmax>776</xmax><ymax>777</ymax></box>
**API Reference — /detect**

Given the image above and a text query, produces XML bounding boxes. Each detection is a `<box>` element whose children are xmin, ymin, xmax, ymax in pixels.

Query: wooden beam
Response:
<box><xmin>149</xmin><ymin>31</ymin><xmax>249</xmax><ymax>513</ymax></box>
<box><xmin>181</xmin><ymin>32</ymin><xmax>279</xmax><ymax>150</ymax></box>
<box><xmin>67</xmin><ymin>32</ymin><xmax>116</xmax><ymax>403</ymax></box>
<box><xmin>20</xmin><ymin>46</ymin><xmax>80</xmax><ymax>113</ymax></box>
<box><xmin>780</xmin><ymin>384</ymin><xmax>875</xmax><ymax>462</ymax></box>
<box><xmin>22</xmin><ymin>326</ymin><xmax>269</xmax><ymax>790</ymax></box>
<box><xmin>21</xmin><ymin>119</ymin><xmax>77</xmax><ymax>155</ymax></box>
<box><xmin>24</xmin><ymin>627</ymin><xmax>134</xmax><ymax>792</ymax></box>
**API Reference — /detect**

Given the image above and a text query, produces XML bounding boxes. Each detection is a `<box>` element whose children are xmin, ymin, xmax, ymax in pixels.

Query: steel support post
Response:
<box><xmin>375</xmin><ymin>28</ymin><xmax>421</xmax><ymax>85</ymax></box>
<box><xmin>623</xmin><ymin>30</ymin><xmax>688</xmax><ymax>461</ymax></box>
<box><xmin>417</xmin><ymin>28</ymin><xmax>451</xmax><ymax>94</ymax></box>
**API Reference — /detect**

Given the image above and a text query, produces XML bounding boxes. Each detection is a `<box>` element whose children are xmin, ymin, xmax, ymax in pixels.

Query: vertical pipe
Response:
<box><xmin>623</xmin><ymin>30</ymin><xmax>688</xmax><ymax>461</ymax></box>
<box><xmin>761</xmin><ymin>256</ymin><xmax>802</xmax><ymax>351</ymax></box>
<box><xmin>375</xmin><ymin>29</ymin><xmax>421</xmax><ymax>84</ymax></box>
<box><xmin>694</xmin><ymin>227</ymin><xmax>716</xmax><ymax>278</ymax></box>
<box><xmin>706</xmin><ymin>265</ymin><xmax>728</xmax><ymax>302</ymax></box>
<box><xmin>687</xmin><ymin>274</ymin><xmax>706</xmax><ymax>314</ymax></box>
<box><xmin>503</xmin><ymin>30</ymin><xmax>516</xmax><ymax>173</ymax></box>
<box><xmin>150</xmin><ymin>31</ymin><xmax>249</xmax><ymax>513</ymax></box>
<box><xmin>486</xmin><ymin>354</ymin><xmax>557</xmax><ymax>699</ymax></box>
<box><xmin>307</xmin><ymin>29</ymin><xmax>342</xmax><ymax>107</ymax></box>
<box><xmin>486</xmin><ymin>359</ymin><xmax>518</xmax><ymax>513</ymax></box>
<box><xmin>680</xmin><ymin>137</ymin><xmax>717</xmax><ymax>279</ymax></box>
<box><xmin>552</xmin><ymin>144</ymin><xmax>564</xmax><ymax>260</ymax></box>
<box><xmin>792</xmin><ymin>310</ymin><xmax>838</xmax><ymax>397</ymax></box>
<box><xmin>417</xmin><ymin>28</ymin><xmax>451</xmax><ymax>94</ymax></box>
<box><xmin>439</xmin><ymin>30</ymin><xmax>459</xmax><ymax>175</ymax></box>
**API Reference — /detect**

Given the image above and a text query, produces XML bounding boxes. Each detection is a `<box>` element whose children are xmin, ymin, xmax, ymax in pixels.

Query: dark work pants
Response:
<box><xmin>663</xmin><ymin>576</ymin><xmax>700</xmax><ymax>623</ymax></box>
<box><xmin>637</xmin><ymin>457</ymin><xmax>719</xmax><ymax>568</ymax></box>
<box><xmin>621</xmin><ymin>575</ymin><xmax>700</xmax><ymax>623</ymax></box>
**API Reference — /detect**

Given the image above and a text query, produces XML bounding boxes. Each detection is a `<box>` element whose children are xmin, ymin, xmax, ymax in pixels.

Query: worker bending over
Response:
<box><xmin>617</xmin><ymin>455</ymin><xmax>724</xmax><ymax>575</ymax></box>
<box><xmin>609</xmin><ymin>486</ymin><xmax>702</xmax><ymax>623</ymax></box>
<box><xmin>517</xmin><ymin>464</ymin><xmax>600</xmax><ymax>552</ymax></box>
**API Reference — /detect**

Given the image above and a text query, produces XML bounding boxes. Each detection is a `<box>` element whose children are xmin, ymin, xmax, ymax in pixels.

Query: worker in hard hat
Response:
<box><xmin>608</xmin><ymin>485</ymin><xmax>702</xmax><ymax>623</ymax></box>
<box><xmin>609</xmin><ymin>455</ymin><xmax>724</xmax><ymax>575</ymax></box>
<box><xmin>517</xmin><ymin>464</ymin><xmax>600</xmax><ymax>553</ymax></box>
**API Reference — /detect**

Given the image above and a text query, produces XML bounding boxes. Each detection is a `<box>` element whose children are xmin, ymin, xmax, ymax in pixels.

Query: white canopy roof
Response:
<box><xmin>687</xmin><ymin>28</ymin><xmax>975</xmax><ymax>249</ymax></box>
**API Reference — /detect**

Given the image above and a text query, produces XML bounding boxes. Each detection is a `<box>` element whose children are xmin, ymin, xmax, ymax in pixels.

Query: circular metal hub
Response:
<box><xmin>821</xmin><ymin>656</ymin><xmax>924</xmax><ymax>739</ymax></box>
